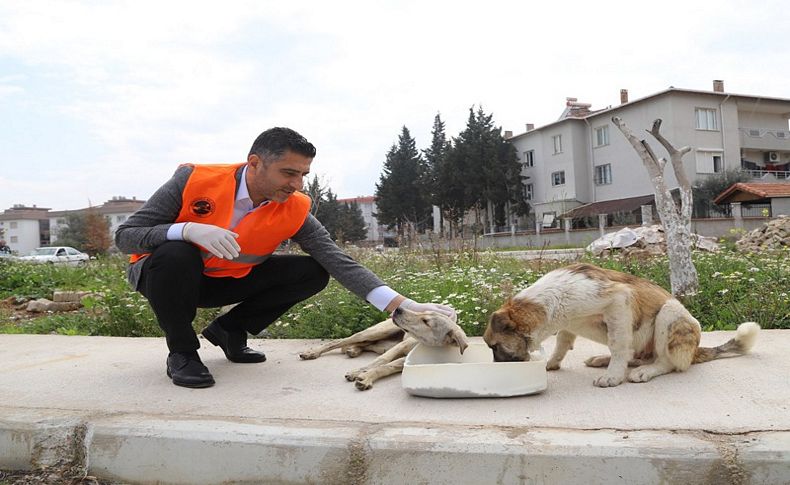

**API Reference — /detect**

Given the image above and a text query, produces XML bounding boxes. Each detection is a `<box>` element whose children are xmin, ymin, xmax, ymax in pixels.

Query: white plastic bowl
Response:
<box><xmin>402</xmin><ymin>342</ymin><xmax>547</xmax><ymax>398</ymax></box>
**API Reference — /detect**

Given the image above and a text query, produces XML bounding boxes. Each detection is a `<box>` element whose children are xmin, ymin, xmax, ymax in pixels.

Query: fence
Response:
<box><xmin>479</xmin><ymin>216</ymin><xmax>770</xmax><ymax>250</ymax></box>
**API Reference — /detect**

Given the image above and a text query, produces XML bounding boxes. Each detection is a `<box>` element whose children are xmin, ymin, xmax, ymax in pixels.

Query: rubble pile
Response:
<box><xmin>736</xmin><ymin>215</ymin><xmax>790</xmax><ymax>252</ymax></box>
<box><xmin>2</xmin><ymin>291</ymin><xmax>92</xmax><ymax>321</ymax></box>
<box><xmin>26</xmin><ymin>290</ymin><xmax>92</xmax><ymax>313</ymax></box>
<box><xmin>586</xmin><ymin>224</ymin><xmax>719</xmax><ymax>258</ymax></box>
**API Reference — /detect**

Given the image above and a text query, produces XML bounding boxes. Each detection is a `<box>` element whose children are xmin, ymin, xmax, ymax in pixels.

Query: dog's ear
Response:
<box><xmin>488</xmin><ymin>310</ymin><xmax>512</xmax><ymax>333</ymax></box>
<box><xmin>447</xmin><ymin>327</ymin><xmax>469</xmax><ymax>355</ymax></box>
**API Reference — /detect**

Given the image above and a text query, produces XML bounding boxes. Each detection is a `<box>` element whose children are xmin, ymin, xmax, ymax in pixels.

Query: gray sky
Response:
<box><xmin>1</xmin><ymin>0</ymin><xmax>788</xmax><ymax>210</ymax></box>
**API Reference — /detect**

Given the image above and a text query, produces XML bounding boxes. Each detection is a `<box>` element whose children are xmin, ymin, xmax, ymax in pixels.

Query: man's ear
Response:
<box><xmin>248</xmin><ymin>153</ymin><xmax>261</xmax><ymax>169</ymax></box>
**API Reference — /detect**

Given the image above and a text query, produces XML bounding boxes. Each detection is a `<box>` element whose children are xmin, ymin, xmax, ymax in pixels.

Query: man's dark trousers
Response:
<box><xmin>138</xmin><ymin>241</ymin><xmax>329</xmax><ymax>352</ymax></box>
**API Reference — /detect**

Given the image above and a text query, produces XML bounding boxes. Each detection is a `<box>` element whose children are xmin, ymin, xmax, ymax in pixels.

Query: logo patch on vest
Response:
<box><xmin>189</xmin><ymin>197</ymin><xmax>215</xmax><ymax>217</ymax></box>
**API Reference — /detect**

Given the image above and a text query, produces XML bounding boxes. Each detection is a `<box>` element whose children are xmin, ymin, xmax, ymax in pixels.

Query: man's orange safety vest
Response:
<box><xmin>131</xmin><ymin>163</ymin><xmax>311</xmax><ymax>278</ymax></box>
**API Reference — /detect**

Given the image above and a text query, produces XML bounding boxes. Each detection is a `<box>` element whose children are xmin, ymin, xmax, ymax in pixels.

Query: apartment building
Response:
<box><xmin>0</xmin><ymin>196</ymin><xmax>144</xmax><ymax>256</ymax></box>
<box><xmin>0</xmin><ymin>205</ymin><xmax>51</xmax><ymax>256</ymax></box>
<box><xmin>506</xmin><ymin>80</ymin><xmax>790</xmax><ymax>228</ymax></box>
<box><xmin>49</xmin><ymin>196</ymin><xmax>145</xmax><ymax>246</ymax></box>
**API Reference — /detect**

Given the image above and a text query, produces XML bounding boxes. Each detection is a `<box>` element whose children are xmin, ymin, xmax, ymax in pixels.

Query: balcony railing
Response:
<box><xmin>739</xmin><ymin>127</ymin><xmax>790</xmax><ymax>151</ymax></box>
<box><xmin>741</xmin><ymin>169</ymin><xmax>790</xmax><ymax>180</ymax></box>
<box><xmin>740</xmin><ymin>127</ymin><xmax>790</xmax><ymax>139</ymax></box>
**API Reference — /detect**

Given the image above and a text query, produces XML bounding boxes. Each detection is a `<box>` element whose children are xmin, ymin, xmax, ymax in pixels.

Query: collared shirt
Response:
<box><xmin>166</xmin><ymin>164</ymin><xmax>398</xmax><ymax>311</ymax></box>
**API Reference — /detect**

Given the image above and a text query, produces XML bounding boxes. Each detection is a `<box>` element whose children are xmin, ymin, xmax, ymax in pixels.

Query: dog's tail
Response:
<box><xmin>693</xmin><ymin>322</ymin><xmax>760</xmax><ymax>364</ymax></box>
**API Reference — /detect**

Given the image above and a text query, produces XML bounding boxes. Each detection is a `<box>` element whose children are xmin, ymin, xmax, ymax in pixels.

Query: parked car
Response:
<box><xmin>18</xmin><ymin>246</ymin><xmax>90</xmax><ymax>266</ymax></box>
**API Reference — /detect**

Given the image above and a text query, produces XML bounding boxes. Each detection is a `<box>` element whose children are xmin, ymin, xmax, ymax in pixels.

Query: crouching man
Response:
<box><xmin>116</xmin><ymin>127</ymin><xmax>455</xmax><ymax>388</ymax></box>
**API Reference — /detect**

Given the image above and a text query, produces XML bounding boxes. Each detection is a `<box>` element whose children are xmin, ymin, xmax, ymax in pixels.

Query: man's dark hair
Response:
<box><xmin>248</xmin><ymin>127</ymin><xmax>316</xmax><ymax>162</ymax></box>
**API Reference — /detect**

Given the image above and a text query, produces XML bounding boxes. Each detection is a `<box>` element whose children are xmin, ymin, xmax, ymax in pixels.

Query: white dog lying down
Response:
<box><xmin>484</xmin><ymin>263</ymin><xmax>760</xmax><ymax>387</ymax></box>
<box><xmin>300</xmin><ymin>306</ymin><xmax>469</xmax><ymax>390</ymax></box>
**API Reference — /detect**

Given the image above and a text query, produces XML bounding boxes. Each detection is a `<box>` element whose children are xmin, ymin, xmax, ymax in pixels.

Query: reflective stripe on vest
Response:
<box><xmin>130</xmin><ymin>163</ymin><xmax>311</xmax><ymax>278</ymax></box>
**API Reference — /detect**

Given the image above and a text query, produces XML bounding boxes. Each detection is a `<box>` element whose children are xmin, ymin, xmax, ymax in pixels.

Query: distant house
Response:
<box><xmin>0</xmin><ymin>196</ymin><xmax>145</xmax><ymax>256</ymax></box>
<box><xmin>504</xmin><ymin>80</ymin><xmax>790</xmax><ymax>231</ymax></box>
<box><xmin>49</xmin><ymin>196</ymin><xmax>145</xmax><ymax>247</ymax></box>
<box><xmin>0</xmin><ymin>205</ymin><xmax>52</xmax><ymax>256</ymax></box>
<box><xmin>714</xmin><ymin>183</ymin><xmax>790</xmax><ymax>216</ymax></box>
<box><xmin>336</xmin><ymin>196</ymin><xmax>385</xmax><ymax>242</ymax></box>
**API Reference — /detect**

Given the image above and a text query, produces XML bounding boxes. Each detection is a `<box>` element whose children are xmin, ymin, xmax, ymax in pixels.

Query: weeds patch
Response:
<box><xmin>1</xmin><ymin>249</ymin><xmax>787</xmax><ymax>339</ymax></box>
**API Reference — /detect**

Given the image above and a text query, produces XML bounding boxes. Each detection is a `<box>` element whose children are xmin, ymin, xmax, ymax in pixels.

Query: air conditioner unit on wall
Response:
<box><xmin>765</xmin><ymin>152</ymin><xmax>780</xmax><ymax>163</ymax></box>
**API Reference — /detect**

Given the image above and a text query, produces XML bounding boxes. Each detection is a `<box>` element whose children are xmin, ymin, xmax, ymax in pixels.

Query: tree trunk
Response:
<box><xmin>612</xmin><ymin>117</ymin><xmax>699</xmax><ymax>297</ymax></box>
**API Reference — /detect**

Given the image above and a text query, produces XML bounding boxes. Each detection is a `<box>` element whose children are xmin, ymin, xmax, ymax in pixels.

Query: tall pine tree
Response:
<box><xmin>375</xmin><ymin>126</ymin><xmax>432</xmax><ymax>235</ymax></box>
<box><xmin>423</xmin><ymin>113</ymin><xmax>452</xmax><ymax>235</ymax></box>
<box><xmin>445</xmin><ymin>106</ymin><xmax>525</xmax><ymax>230</ymax></box>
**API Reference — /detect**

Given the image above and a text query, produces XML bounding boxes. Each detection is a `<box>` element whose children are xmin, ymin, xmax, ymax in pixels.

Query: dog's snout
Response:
<box><xmin>490</xmin><ymin>344</ymin><xmax>528</xmax><ymax>363</ymax></box>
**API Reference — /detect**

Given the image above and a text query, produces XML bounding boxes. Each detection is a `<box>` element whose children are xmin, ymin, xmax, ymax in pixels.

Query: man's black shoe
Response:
<box><xmin>166</xmin><ymin>351</ymin><xmax>215</xmax><ymax>388</ymax></box>
<box><xmin>201</xmin><ymin>320</ymin><xmax>267</xmax><ymax>363</ymax></box>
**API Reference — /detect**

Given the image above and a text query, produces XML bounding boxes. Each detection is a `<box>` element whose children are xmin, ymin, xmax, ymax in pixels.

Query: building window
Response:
<box><xmin>523</xmin><ymin>150</ymin><xmax>534</xmax><ymax>167</ymax></box>
<box><xmin>10</xmin><ymin>236</ymin><xmax>17</xmax><ymax>243</ymax></box>
<box><xmin>116</xmin><ymin>215</ymin><xmax>126</xmax><ymax>223</ymax></box>
<box><xmin>57</xmin><ymin>218</ymin><xmax>65</xmax><ymax>225</ymax></box>
<box><xmin>594</xmin><ymin>164</ymin><xmax>612</xmax><ymax>185</ymax></box>
<box><xmin>695</xmin><ymin>150</ymin><xmax>724</xmax><ymax>174</ymax></box>
<box><xmin>552</xmin><ymin>135</ymin><xmax>562</xmax><ymax>154</ymax></box>
<box><xmin>551</xmin><ymin>171</ymin><xmax>565</xmax><ymax>186</ymax></box>
<box><xmin>10</xmin><ymin>222</ymin><xmax>17</xmax><ymax>229</ymax></box>
<box><xmin>713</xmin><ymin>155</ymin><xmax>723</xmax><ymax>173</ymax></box>
<box><xmin>524</xmin><ymin>183</ymin><xmax>533</xmax><ymax>200</ymax></box>
<box><xmin>695</xmin><ymin>108</ymin><xmax>718</xmax><ymax>131</ymax></box>
<box><xmin>594</xmin><ymin>126</ymin><xmax>609</xmax><ymax>147</ymax></box>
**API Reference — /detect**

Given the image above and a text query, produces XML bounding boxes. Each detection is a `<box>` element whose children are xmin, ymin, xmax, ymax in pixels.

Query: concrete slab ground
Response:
<box><xmin>1</xmin><ymin>331</ymin><xmax>789</xmax><ymax>484</ymax></box>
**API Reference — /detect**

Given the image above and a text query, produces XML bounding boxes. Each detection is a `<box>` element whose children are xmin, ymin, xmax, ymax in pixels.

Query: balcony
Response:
<box><xmin>739</xmin><ymin>127</ymin><xmax>790</xmax><ymax>151</ymax></box>
<box><xmin>740</xmin><ymin>169</ymin><xmax>790</xmax><ymax>180</ymax></box>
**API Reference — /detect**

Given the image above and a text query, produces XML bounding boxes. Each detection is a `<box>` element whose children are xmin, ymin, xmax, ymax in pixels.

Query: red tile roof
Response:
<box><xmin>714</xmin><ymin>183</ymin><xmax>790</xmax><ymax>204</ymax></box>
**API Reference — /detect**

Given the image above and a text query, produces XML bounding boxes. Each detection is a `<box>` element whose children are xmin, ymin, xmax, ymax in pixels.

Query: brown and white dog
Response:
<box><xmin>300</xmin><ymin>306</ymin><xmax>469</xmax><ymax>390</ymax></box>
<box><xmin>484</xmin><ymin>263</ymin><xmax>759</xmax><ymax>387</ymax></box>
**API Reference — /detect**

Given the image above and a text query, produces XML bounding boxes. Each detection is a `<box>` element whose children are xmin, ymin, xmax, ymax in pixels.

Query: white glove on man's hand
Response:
<box><xmin>398</xmin><ymin>298</ymin><xmax>457</xmax><ymax>322</ymax></box>
<box><xmin>182</xmin><ymin>222</ymin><xmax>241</xmax><ymax>260</ymax></box>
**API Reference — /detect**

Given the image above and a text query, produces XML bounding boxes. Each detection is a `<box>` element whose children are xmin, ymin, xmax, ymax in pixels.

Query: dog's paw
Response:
<box><xmin>546</xmin><ymin>360</ymin><xmax>562</xmax><ymax>371</ymax></box>
<box><xmin>299</xmin><ymin>351</ymin><xmax>320</xmax><ymax>360</ymax></box>
<box><xmin>593</xmin><ymin>373</ymin><xmax>624</xmax><ymax>387</ymax></box>
<box><xmin>584</xmin><ymin>355</ymin><xmax>611</xmax><ymax>368</ymax></box>
<box><xmin>628</xmin><ymin>367</ymin><xmax>657</xmax><ymax>383</ymax></box>
<box><xmin>345</xmin><ymin>369</ymin><xmax>363</xmax><ymax>381</ymax></box>
<box><xmin>354</xmin><ymin>377</ymin><xmax>373</xmax><ymax>391</ymax></box>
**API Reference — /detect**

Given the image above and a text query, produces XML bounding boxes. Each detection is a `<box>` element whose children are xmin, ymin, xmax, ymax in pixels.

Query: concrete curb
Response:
<box><xmin>2</xmin><ymin>408</ymin><xmax>788</xmax><ymax>485</ymax></box>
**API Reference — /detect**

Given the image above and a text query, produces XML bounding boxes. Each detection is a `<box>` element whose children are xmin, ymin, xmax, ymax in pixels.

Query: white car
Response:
<box><xmin>19</xmin><ymin>246</ymin><xmax>90</xmax><ymax>266</ymax></box>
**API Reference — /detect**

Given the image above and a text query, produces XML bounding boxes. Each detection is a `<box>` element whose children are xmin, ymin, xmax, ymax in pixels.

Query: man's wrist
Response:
<box><xmin>384</xmin><ymin>295</ymin><xmax>407</xmax><ymax>313</ymax></box>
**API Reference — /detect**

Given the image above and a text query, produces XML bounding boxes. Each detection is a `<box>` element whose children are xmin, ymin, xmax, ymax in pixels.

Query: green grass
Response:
<box><xmin>1</xmin><ymin>248</ymin><xmax>788</xmax><ymax>339</ymax></box>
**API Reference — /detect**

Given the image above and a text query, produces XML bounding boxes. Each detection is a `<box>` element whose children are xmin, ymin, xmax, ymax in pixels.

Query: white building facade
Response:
<box><xmin>0</xmin><ymin>197</ymin><xmax>145</xmax><ymax>255</ymax></box>
<box><xmin>0</xmin><ymin>205</ymin><xmax>51</xmax><ymax>256</ymax></box>
<box><xmin>506</xmin><ymin>81</ymin><xmax>790</xmax><ymax>229</ymax></box>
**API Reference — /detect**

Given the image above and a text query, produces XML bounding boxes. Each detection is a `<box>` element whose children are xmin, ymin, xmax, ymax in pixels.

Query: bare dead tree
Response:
<box><xmin>612</xmin><ymin>117</ymin><xmax>699</xmax><ymax>297</ymax></box>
